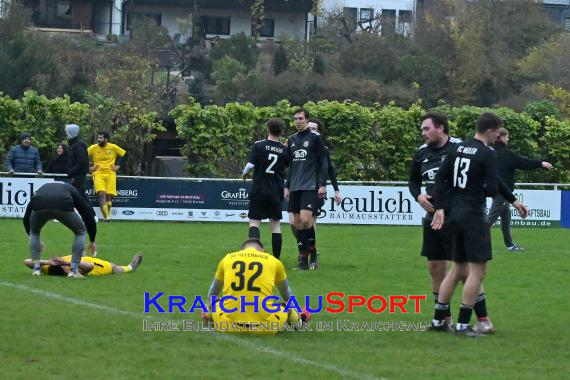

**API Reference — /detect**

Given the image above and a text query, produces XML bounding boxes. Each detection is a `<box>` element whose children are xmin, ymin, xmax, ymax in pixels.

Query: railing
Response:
<box><xmin>2</xmin><ymin>172</ymin><xmax>569</xmax><ymax>189</ymax></box>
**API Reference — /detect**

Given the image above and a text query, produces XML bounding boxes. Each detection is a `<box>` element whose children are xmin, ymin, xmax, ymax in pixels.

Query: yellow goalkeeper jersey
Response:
<box><xmin>214</xmin><ymin>247</ymin><xmax>287</xmax><ymax>322</ymax></box>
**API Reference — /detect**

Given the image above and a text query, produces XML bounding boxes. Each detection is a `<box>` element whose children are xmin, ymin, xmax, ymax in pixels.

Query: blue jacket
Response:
<box><xmin>4</xmin><ymin>145</ymin><xmax>43</xmax><ymax>173</ymax></box>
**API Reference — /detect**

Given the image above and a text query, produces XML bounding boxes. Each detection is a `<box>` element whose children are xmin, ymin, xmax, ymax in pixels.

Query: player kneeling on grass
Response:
<box><xmin>201</xmin><ymin>239</ymin><xmax>311</xmax><ymax>335</ymax></box>
<box><xmin>23</xmin><ymin>253</ymin><xmax>143</xmax><ymax>278</ymax></box>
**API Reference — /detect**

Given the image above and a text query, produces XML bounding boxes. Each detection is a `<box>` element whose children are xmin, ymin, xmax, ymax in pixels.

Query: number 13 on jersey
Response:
<box><xmin>453</xmin><ymin>157</ymin><xmax>471</xmax><ymax>188</ymax></box>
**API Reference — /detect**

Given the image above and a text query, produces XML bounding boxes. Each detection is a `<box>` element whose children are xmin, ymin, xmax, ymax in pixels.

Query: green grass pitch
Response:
<box><xmin>0</xmin><ymin>219</ymin><xmax>569</xmax><ymax>380</ymax></box>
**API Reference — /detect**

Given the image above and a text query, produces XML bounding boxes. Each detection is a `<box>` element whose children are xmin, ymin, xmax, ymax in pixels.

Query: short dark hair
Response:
<box><xmin>98</xmin><ymin>131</ymin><xmax>110</xmax><ymax>139</ymax></box>
<box><xmin>240</xmin><ymin>238</ymin><xmax>264</xmax><ymax>250</ymax></box>
<box><xmin>48</xmin><ymin>265</ymin><xmax>67</xmax><ymax>276</ymax></box>
<box><xmin>293</xmin><ymin>108</ymin><xmax>309</xmax><ymax>119</ymax></box>
<box><xmin>308</xmin><ymin>118</ymin><xmax>325</xmax><ymax>134</ymax></box>
<box><xmin>421</xmin><ymin>112</ymin><xmax>449</xmax><ymax>134</ymax></box>
<box><xmin>476</xmin><ymin>112</ymin><xmax>503</xmax><ymax>134</ymax></box>
<box><xmin>267</xmin><ymin>118</ymin><xmax>285</xmax><ymax>137</ymax></box>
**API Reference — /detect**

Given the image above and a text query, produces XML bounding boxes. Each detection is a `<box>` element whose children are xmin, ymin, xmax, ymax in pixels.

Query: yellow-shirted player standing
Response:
<box><xmin>204</xmin><ymin>239</ymin><xmax>311</xmax><ymax>335</ymax></box>
<box><xmin>88</xmin><ymin>132</ymin><xmax>126</xmax><ymax>222</ymax></box>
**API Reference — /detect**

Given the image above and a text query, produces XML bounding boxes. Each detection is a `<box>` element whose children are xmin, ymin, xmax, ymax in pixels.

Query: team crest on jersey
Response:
<box><xmin>294</xmin><ymin>150</ymin><xmax>307</xmax><ymax>159</ymax></box>
<box><xmin>303</xmin><ymin>141</ymin><xmax>309</xmax><ymax>148</ymax></box>
<box><xmin>426</xmin><ymin>168</ymin><xmax>438</xmax><ymax>180</ymax></box>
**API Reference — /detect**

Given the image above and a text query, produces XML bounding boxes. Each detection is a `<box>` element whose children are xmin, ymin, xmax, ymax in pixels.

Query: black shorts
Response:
<box><xmin>288</xmin><ymin>190</ymin><xmax>318</xmax><ymax>214</ymax></box>
<box><xmin>248</xmin><ymin>194</ymin><xmax>283</xmax><ymax>220</ymax></box>
<box><xmin>421</xmin><ymin>218</ymin><xmax>452</xmax><ymax>261</ymax></box>
<box><xmin>450</xmin><ymin>221</ymin><xmax>492</xmax><ymax>263</ymax></box>
<box><xmin>313</xmin><ymin>194</ymin><xmax>326</xmax><ymax>216</ymax></box>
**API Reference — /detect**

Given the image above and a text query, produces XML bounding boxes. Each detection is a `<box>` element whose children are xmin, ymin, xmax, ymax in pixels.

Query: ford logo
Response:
<box><xmin>122</xmin><ymin>210</ymin><xmax>135</xmax><ymax>215</ymax></box>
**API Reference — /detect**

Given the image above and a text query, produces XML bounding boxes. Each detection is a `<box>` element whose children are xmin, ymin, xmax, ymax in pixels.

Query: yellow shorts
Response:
<box><xmin>83</xmin><ymin>257</ymin><xmax>113</xmax><ymax>276</ymax></box>
<box><xmin>93</xmin><ymin>172</ymin><xmax>117</xmax><ymax>196</ymax></box>
<box><xmin>212</xmin><ymin>307</ymin><xmax>288</xmax><ymax>335</ymax></box>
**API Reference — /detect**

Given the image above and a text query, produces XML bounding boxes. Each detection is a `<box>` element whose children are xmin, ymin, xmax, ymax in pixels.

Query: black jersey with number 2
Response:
<box><xmin>433</xmin><ymin>138</ymin><xmax>499</xmax><ymax>221</ymax></box>
<box><xmin>247</xmin><ymin>139</ymin><xmax>288</xmax><ymax>201</ymax></box>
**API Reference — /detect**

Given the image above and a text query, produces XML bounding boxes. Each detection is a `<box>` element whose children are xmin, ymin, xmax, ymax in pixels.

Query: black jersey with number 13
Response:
<box><xmin>434</xmin><ymin>138</ymin><xmax>500</xmax><ymax>221</ymax></box>
<box><xmin>247</xmin><ymin>139</ymin><xmax>288</xmax><ymax>201</ymax></box>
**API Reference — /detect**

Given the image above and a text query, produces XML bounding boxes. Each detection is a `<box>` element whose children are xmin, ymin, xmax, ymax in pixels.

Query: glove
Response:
<box><xmin>201</xmin><ymin>310</ymin><xmax>211</xmax><ymax>323</ymax></box>
<box><xmin>300</xmin><ymin>308</ymin><xmax>312</xmax><ymax>323</ymax></box>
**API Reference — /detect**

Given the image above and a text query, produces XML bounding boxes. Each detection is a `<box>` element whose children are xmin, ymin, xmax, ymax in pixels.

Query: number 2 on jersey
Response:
<box><xmin>453</xmin><ymin>157</ymin><xmax>471</xmax><ymax>188</ymax></box>
<box><xmin>231</xmin><ymin>261</ymin><xmax>263</xmax><ymax>292</ymax></box>
<box><xmin>265</xmin><ymin>153</ymin><xmax>278</xmax><ymax>174</ymax></box>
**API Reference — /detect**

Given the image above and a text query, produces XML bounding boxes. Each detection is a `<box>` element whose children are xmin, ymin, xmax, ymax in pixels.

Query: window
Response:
<box><xmin>0</xmin><ymin>0</ymin><xmax>10</xmax><ymax>19</ymax></box>
<box><xmin>343</xmin><ymin>7</ymin><xmax>357</xmax><ymax>29</ymax></box>
<box><xmin>360</xmin><ymin>8</ymin><xmax>373</xmax><ymax>22</ymax></box>
<box><xmin>565</xmin><ymin>17</ymin><xmax>570</xmax><ymax>32</ymax></box>
<box><xmin>56</xmin><ymin>0</ymin><xmax>70</xmax><ymax>19</ymax></box>
<box><xmin>399</xmin><ymin>10</ymin><xmax>412</xmax><ymax>23</ymax></box>
<box><xmin>397</xmin><ymin>10</ymin><xmax>412</xmax><ymax>35</ymax></box>
<box><xmin>200</xmin><ymin>15</ymin><xmax>230</xmax><ymax>35</ymax></box>
<box><xmin>127</xmin><ymin>12</ymin><xmax>162</xmax><ymax>31</ymax></box>
<box><xmin>258</xmin><ymin>18</ymin><xmax>274</xmax><ymax>37</ymax></box>
<box><xmin>381</xmin><ymin>9</ymin><xmax>396</xmax><ymax>34</ymax></box>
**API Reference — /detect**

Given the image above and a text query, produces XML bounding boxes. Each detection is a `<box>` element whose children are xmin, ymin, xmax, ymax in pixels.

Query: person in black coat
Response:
<box><xmin>65</xmin><ymin>124</ymin><xmax>89</xmax><ymax>199</ymax></box>
<box><xmin>46</xmin><ymin>144</ymin><xmax>70</xmax><ymax>174</ymax></box>
<box><xmin>487</xmin><ymin>127</ymin><xmax>553</xmax><ymax>251</ymax></box>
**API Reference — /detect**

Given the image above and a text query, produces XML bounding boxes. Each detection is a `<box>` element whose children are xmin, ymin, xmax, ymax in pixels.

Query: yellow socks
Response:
<box><xmin>122</xmin><ymin>265</ymin><xmax>132</xmax><ymax>273</ymax></box>
<box><xmin>101</xmin><ymin>204</ymin><xmax>109</xmax><ymax>220</ymax></box>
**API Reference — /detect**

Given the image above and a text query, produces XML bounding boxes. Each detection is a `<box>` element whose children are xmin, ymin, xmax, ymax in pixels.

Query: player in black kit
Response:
<box><xmin>430</xmin><ymin>112</ymin><xmax>528</xmax><ymax>337</ymax></box>
<box><xmin>287</xmin><ymin>118</ymin><xmax>342</xmax><ymax>265</ymax></box>
<box><xmin>410</xmin><ymin>112</ymin><xmax>499</xmax><ymax>334</ymax></box>
<box><xmin>409</xmin><ymin>113</ymin><xmax>461</xmax><ymax>320</ymax></box>
<box><xmin>242</xmin><ymin>118</ymin><xmax>289</xmax><ymax>259</ymax></box>
<box><xmin>284</xmin><ymin>108</ymin><xmax>328</xmax><ymax>270</ymax></box>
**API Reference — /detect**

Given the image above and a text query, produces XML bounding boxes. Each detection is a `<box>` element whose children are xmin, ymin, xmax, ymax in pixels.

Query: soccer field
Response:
<box><xmin>1</xmin><ymin>219</ymin><xmax>569</xmax><ymax>380</ymax></box>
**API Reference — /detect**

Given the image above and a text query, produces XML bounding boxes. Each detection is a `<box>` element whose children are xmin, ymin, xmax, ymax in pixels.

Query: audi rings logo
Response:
<box><xmin>156</xmin><ymin>211</ymin><xmax>169</xmax><ymax>216</ymax></box>
<box><xmin>122</xmin><ymin>210</ymin><xmax>135</xmax><ymax>215</ymax></box>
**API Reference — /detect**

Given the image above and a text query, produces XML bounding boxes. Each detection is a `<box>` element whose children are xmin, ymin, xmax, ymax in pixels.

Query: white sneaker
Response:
<box><xmin>32</xmin><ymin>268</ymin><xmax>41</xmax><ymax>276</ymax></box>
<box><xmin>67</xmin><ymin>271</ymin><xmax>85</xmax><ymax>279</ymax></box>
<box><xmin>473</xmin><ymin>319</ymin><xmax>496</xmax><ymax>334</ymax></box>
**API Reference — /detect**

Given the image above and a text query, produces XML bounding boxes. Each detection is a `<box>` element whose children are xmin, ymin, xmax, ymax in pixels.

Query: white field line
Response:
<box><xmin>0</xmin><ymin>281</ymin><xmax>384</xmax><ymax>380</ymax></box>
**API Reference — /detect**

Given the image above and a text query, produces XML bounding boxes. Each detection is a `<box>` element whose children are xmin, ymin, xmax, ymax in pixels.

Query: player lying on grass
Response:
<box><xmin>201</xmin><ymin>238</ymin><xmax>311</xmax><ymax>335</ymax></box>
<box><xmin>23</xmin><ymin>253</ymin><xmax>143</xmax><ymax>278</ymax></box>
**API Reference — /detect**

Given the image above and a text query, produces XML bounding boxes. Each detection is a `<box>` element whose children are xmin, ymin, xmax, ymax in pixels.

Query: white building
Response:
<box><xmin>17</xmin><ymin>0</ymin><xmax>312</xmax><ymax>41</ymax></box>
<box><xmin>317</xmin><ymin>0</ymin><xmax>416</xmax><ymax>35</ymax></box>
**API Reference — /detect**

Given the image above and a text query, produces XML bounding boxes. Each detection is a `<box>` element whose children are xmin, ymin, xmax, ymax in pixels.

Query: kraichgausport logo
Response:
<box><xmin>143</xmin><ymin>293</ymin><xmax>426</xmax><ymax>314</ymax></box>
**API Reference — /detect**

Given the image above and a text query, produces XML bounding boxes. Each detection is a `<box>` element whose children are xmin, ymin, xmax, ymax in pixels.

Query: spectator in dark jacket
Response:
<box><xmin>46</xmin><ymin>144</ymin><xmax>70</xmax><ymax>174</ymax></box>
<box><xmin>487</xmin><ymin>127</ymin><xmax>553</xmax><ymax>251</ymax></box>
<box><xmin>4</xmin><ymin>132</ymin><xmax>43</xmax><ymax>174</ymax></box>
<box><xmin>65</xmin><ymin>124</ymin><xmax>89</xmax><ymax>198</ymax></box>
